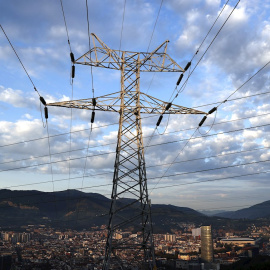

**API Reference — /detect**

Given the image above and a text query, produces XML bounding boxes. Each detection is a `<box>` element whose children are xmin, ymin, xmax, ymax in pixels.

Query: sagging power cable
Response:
<box><xmin>196</xmin><ymin>57</ymin><xmax>270</xmax><ymax>132</ymax></box>
<box><xmin>0</xmin><ymin>24</ymin><xmax>49</xmax><ymax>127</ymax></box>
<box><xmin>1</xmin><ymin>112</ymin><xmax>270</xmax><ymax>167</ymax></box>
<box><xmin>167</xmin><ymin>0</ymin><xmax>231</xmax><ymax>102</ymax></box>
<box><xmin>172</xmin><ymin>0</ymin><xmax>240</xmax><ymax>103</ymax></box>
<box><xmin>2</xmin><ymin>123</ymin><xmax>270</xmax><ymax>175</ymax></box>
<box><xmin>2</xmin><ymin>158</ymin><xmax>270</xmax><ymax>204</ymax></box>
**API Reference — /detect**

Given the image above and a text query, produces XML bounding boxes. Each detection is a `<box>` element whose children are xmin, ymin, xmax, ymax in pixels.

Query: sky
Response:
<box><xmin>0</xmin><ymin>0</ymin><xmax>270</xmax><ymax>212</ymax></box>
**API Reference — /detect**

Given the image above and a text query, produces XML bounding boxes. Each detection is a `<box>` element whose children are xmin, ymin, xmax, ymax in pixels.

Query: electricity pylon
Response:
<box><xmin>48</xmin><ymin>33</ymin><xmax>205</xmax><ymax>269</ymax></box>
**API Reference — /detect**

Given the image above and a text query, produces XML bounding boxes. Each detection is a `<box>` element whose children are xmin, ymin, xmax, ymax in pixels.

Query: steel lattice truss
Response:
<box><xmin>47</xmin><ymin>34</ymin><xmax>206</xmax><ymax>270</ymax></box>
<box><xmin>75</xmin><ymin>33</ymin><xmax>184</xmax><ymax>72</ymax></box>
<box><xmin>48</xmin><ymin>91</ymin><xmax>205</xmax><ymax>115</ymax></box>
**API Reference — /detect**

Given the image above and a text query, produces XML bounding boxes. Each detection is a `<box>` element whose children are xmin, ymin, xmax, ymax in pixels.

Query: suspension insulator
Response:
<box><xmin>208</xmin><ymin>107</ymin><xmax>217</xmax><ymax>114</ymax></box>
<box><xmin>91</xmin><ymin>111</ymin><xmax>95</xmax><ymax>123</ymax></box>
<box><xmin>199</xmin><ymin>116</ymin><xmax>207</xmax><ymax>127</ymax></box>
<box><xmin>71</xmin><ymin>65</ymin><xmax>75</xmax><ymax>78</ymax></box>
<box><xmin>92</xmin><ymin>98</ymin><xmax>97</xmax><ymax>107</ymax></box>
<box><xmin>176</xmin><ymin>74</ymin><xmax>183</xmax><ymax>86</ymax></box>
<box><xmin>44</xmin><ymin>107</ymin><xmax>48</xmax><ymax>119</ymax></box>
<box><xmin>70</xmin><ymin>52</ymin><xmax>75</xmax><ymax>63</ymax></box>
<box><xmin>184</xmin><ymin>61</ymin><xmax>191</xmax><ymax>71</ymax></box>
<box><xmin>156</xmin><ymin>115</ymin><xmax>163</xmax><ymax>126</ymax></box>
<box><xmin>40</xmin><ymin>96</ymin><xmax>46</xmax><ymax>106</ymax></box>
<box><xmin>165</xmin><ymin>102</ymin><xmax>172</xmax><ymax>111</ymax></box>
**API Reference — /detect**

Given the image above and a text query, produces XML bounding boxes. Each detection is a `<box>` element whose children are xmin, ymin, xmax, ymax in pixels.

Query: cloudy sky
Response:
<box><xmin>1</xmin><ymin>0</ymin><xmax>270</xmax><ymax>212</ymax></box>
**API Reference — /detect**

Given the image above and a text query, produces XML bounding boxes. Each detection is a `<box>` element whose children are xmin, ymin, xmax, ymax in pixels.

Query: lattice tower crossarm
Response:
<box><xmin>47</xmin><ymin>33</ymin><xmax>206</xmax><ymax>270</ymax></box>
<box><xmin>75</xmin><ymin>33</ymin><xmax>184</xmax><ymax>72</ymax></box>
<box><xmin>47</xmin><ymin>92</ymin><xmax>206</xmax><ymax>115</ymax></box>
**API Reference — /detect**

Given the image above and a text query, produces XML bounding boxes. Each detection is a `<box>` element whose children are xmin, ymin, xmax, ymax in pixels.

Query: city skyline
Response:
<box><xmin>1</xmin><ymin>221</ymin><xmax>269</xmax><ymax>269</ymax></box>
<box><xmin>1</xmin><ymin>0</ymin><xmax>270</xmax><ymax>212</ymax></box>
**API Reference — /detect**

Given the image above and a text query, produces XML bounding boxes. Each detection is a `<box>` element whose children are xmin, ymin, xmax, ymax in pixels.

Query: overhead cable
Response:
<box><xmin>59</xmin><ymin>0</ymin><xmax>72</xmax><ymax>52</ymax></box>
<box><xmin>153</xmin><ymin>168</ymin><xmax>270</xmax><ymax>190</ymax></box>
<box><xmin>149</xmin><ymin>127</ymin><xmax>198</xmax><ymax>195</ymax></box>
<box><xmin>1</xmin><ymin>120</ymin><xmax>270</xmax><ymax>170</ymax></box>
<box><xmin>0</xmin><ymin>25</ymin><xmax>41</xmax><ymax>97</ymax></box>
<box><xmin>0</xmin><ymin>114</ymin><xmax>157</xmax><ymax>148</ymax></box>
<box><xmin>2</xmin><ymin>159</ymin><xmax>270</xmax><ymax>204</ymax></box>
<box><xmin>85</xmin><ymin>0</ymin><xmax>95</xmax><ymax>97</ymax></box>
<box><xmin>147</xmin><ymin>158</ymin><xmax>270</xmax><ymax>181</ymax></box>
<box><xmin>147</xmin><ymin>0</ymin><xmax>164</xmax><ymax>52</ymax></box>
<box><xmin>215</xmin><ymin>59</ymin><xmax>270</xmax><ymax>109</ymax></box>
<box><xmin>2</xmin><ymin>86</ymin><xmax>269</xmax><ymax>149</ymax></box>
<box><xmin>193</xmin><ymin>90</ymin><xmax>270</xmax><ymax>108</ymax></box>
<box><xmin>172</xmin><ymin>0</ymin><xmax>241</xmax><ymax>101</ymax></box>
<box><xmin>190</xmin><ymin>0</ymin><xmax>230</xmax><ymax>62</ymax></box>
<box><xmin>144</xmin><ymin>0</ymin><xmax>164</xmax><ymax>95</ymax></box>
<box><xmin>146</xmin><ymin>0</ymin><xmax>232</xmax><ymax>143</ymax></box>
<box><xmin>119</xmin><ymin>0</ymin><xmax>127</xmax><ymax>54</ymax></box>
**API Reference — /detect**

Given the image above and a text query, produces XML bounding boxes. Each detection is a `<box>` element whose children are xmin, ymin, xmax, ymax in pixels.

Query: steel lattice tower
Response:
<box><xmin>48</xmin><ymin>33</ymin><xmax>205</xmax><ymax>270</ymax></box>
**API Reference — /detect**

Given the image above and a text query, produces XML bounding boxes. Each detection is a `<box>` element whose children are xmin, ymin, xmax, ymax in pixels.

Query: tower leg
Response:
<box><xmin>103</xmin><ymin>53</ymin><xmax>155</xmax><ymax>270</ymax></box>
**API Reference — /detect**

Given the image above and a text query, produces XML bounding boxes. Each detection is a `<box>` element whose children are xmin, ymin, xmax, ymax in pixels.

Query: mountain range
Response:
<box><xmin>214</xmin><ymin>200</ymin><xmax>270</xmax><ymax>219</ymax></box>
<box><xmin>0</xmin><ymin>189</ymin><xmax>269</xmax><ymax>232</ymax></box>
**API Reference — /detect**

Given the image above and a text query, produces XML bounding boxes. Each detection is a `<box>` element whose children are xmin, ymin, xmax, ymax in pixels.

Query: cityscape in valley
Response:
<box><xmin>0</xmin><ymin>222</ymin><xmax>268</xmax><ymax>269</ymax></box>
<box><xmin>1</xmin><ymin>207</ymin><xmax>270</xmax><ymax>269</ymax></box>
<box><xmin>1</xmin><ymin>0</ymin><xmax>270</xmax><ymax>269</ymax></box>
<box><xmin>1</xmin><ymin>189</ymin><xmax>270</xmax><ymax>269</ymax></box>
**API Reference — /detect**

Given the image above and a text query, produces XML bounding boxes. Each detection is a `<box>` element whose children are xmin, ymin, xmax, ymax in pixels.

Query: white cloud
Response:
<box><xmin>1</xmin><ymin>0</ymin><xmax>270</xmax><ymax>210</ymax></box>
<box><xmin>0</xmin><ymin>46</ymin><xmax>13</xmax><ymax>61</ymax></box>
<box><xmin>22</xmin><ymin>113</ymin><xmax>33</xmax><ymax>120</ymax></box>
<box><xmin>0</xmin><ymin>86</ymin><xmax>26</xmax><ymax>107</ymax></box>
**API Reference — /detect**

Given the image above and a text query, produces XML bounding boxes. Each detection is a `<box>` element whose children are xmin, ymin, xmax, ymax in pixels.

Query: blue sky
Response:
<box><xmin>1</xmin><ymin>0</ymin><xmax>270</xmax><ymax>212</ymax></box>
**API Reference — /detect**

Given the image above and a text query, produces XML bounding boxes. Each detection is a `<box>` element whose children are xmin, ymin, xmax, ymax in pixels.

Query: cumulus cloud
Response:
<box><xmin>0</xmin><ymin>86</ymin><xmax>38</xmax><ymax>108</ymax></box>
<box><xmin>1</xmin><ymin>0</ymin><xmax>270</xmax><ymax>210</ymax></box>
